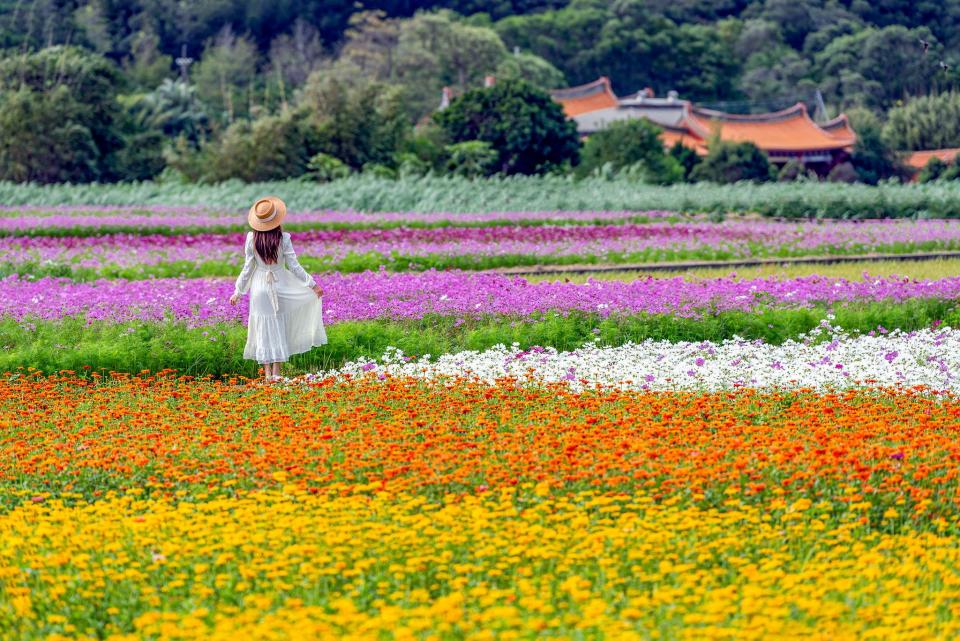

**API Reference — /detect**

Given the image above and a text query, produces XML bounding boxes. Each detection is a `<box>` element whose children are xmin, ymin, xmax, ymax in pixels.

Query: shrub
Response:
<box><xmin>919</xmin><ymin>157</ymin><xmax>947</xmax><ymax>183</ymax></box>
<box><xmin>445</xmin><ymin>141</ymin><xmax>498</xmax><ymax>178</ymax></box>
<box><xmin>0</xmin><ymin>47</ymin><xmax>123</xmax><ymax>183</ymax></box>
<box><xmin>669</xmin><ymin>142</ymin><xmax>702</xmax><ymax>182</ymax></box>
<box><xmin>363</xmin><ymin>163</ymin><xmax>397</xmax><ymax>180</ymax></box>
<box><xmin>884</xmin><ymin>92</ymin><xmax>960</xmax><ymax>151</ymax></box>
<box><xmin>206</xmin><ymin>112</ymin><xmax>311</xmax><ymax>183</ymax></box>
<box><xmin>827</xmin><ymin>162</ymin><xmax>859</xmax><ymax>183</ymax></box>
<box><xmin>434</xmin><ymin>78</ymin><xmax>579</xmax><ymax>175</ymax></box>
<box><xmin>579</xmin><ymin>119</ymin><xmax>681</xmax><ymax>184</ymax></box>
<box><xmin>778</xmin><ymin>160</ymin><xmax>802</xmax><ymax>182</ymax></box>
<box><xmin>850</xmin><ymin>113</ymin><xmax>905</xmax><ymax>185</ymax></box>
<box><xmin>307</xmin><ymin>153</ymin><xmax>351</xmax><ymax>182</ymax></box>
<box><xmin>690</xmin><ymin>141</ymin><xmax>774</xmax><ymax>183</ymax></box>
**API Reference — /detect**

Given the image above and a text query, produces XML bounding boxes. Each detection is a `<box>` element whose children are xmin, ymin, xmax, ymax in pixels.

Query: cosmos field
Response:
<box><xmin>3</xmin><ymin>206</ymin><xmax>960</xmax><ymax>640</ymax></box>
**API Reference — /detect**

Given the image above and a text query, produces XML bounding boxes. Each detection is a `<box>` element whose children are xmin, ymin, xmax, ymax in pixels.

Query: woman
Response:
<box><xmin>229</xmin><ymin>196</ymin><xmax>326</xmax><ymax>381</ymax></box>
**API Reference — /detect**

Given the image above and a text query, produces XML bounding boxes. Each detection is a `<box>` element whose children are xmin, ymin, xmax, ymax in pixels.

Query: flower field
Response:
<box><xmin>6</xmin><ymin>211</ymin><xmax>960</xmax><ymax>278</ymax></box>
<box><xmin>4</xmin><ymin>206</ymin><xmax>960</xmax><ymax>640</ymax></box>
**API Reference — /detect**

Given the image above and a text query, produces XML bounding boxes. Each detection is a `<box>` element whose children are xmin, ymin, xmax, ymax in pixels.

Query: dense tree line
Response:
<box><xmin>0</xmin><ymin>1</ymin><xmax>959</xmax><ymax>184</ymax></box>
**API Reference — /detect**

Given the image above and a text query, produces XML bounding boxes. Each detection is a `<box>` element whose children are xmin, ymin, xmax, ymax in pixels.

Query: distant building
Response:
<box><xmin>550</xmin><ymin>77</ymin><xmax>856</xmax><ymax>173</ymax></box>
<box><xmin>904</xmin><ymin>148</ymin><xmax>960</xmax><ymax>174</ymax></box>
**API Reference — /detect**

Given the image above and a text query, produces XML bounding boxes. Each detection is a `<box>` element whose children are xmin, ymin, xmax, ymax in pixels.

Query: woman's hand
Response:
<box><xmin>312</xmin><ymin>284</ymin><xmax>323</xmax><ymax>298</ymax></box>
<box><xmin>229</xmin><ymin>293</ymin><xmax>241</xmax><ymax>305</ymax></box>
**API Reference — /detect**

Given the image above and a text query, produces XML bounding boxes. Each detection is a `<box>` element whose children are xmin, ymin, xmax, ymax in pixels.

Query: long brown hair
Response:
<box><xmin>253</xmin><ymin>227</ymin><xmax>282</xmax><ymax>264</ymax></box>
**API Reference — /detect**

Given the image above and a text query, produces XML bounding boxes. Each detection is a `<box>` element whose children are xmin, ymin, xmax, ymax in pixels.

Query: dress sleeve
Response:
<box><xmin>283</xmin><ymin>234</ymin><xmax>316</xmax><ymax>288</ymax></box>
<box><xmin>233</xmin><ymin>232</ymin><xmax>257</xmax><ymax>296</ymax></box>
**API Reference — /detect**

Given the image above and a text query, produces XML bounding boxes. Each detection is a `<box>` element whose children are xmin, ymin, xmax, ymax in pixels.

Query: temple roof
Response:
<box><xmin>904</xmin><ymin>148</ymin><xmax>960</xmax><ymax>170</ymax></box>
<box><xmin>660</xmin><ymin>125</ymin><xmax>708</xmax><ymax>155</ymax></box>
<box><xmin>550</xmin><ymin>77</ymin><xmax>619</xmax><ymax>117</ymax></box>
<box><xmin>550</xmin><ymin>78</ymin><xmax>857</xmax><ymax>158</ymax></box>
<box><xmin>820</xmin><ymin>114</ymin><xmax>857</xmax><ymax>146</ymax></box>
<box><xmin>684</xmin><ymin>103</ymin><xmax>855</xmax><ymax>152</ymax></box>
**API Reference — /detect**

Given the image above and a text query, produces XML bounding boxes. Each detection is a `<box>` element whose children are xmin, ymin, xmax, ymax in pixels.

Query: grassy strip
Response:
<box><xmin>3</xmin><ymin>175</ymin><xmax>960</xmax><ymax>218</ymax></box>
<box><xmin>0</xmin><ymin>215</ymin><xmax>677</xmax><ymax>237</ymax></box>
<box><xmin>6</xmin><ymin>241</ymin><xmax>960</xmax><ymax>281</ymax></box>
<box><xmin>529</xmin><ymin>257</ymin><xmax>960</xmax><ymax>283</ymax></box>
<box><xmin>2</xmin><ymin>300</ymin><xmax>956</xmax><ymax>376</ymax></box>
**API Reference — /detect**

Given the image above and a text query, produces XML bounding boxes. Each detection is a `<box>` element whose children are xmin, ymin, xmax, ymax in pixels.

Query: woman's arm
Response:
<box><xmin>283</xmin><ymin>234</ymin><xmax>317</xmax><ymax>288</ymax></box>
<box><xmin>232</xmin><ymin>233</ymin><xmax>257</xmax><ymax>299</ymax></box>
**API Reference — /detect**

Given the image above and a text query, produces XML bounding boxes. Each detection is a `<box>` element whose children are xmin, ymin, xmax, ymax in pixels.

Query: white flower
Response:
<box><xmin>311</xmin><ymin>325</ymin><xmax>960</xmax><ymax>392</ymax></box>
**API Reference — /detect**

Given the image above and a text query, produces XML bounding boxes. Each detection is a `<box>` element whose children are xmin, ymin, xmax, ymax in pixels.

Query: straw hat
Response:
<box><xmin>247</xmin><ymin>196</ymin><xmax>287</xmax><ymax>231</ymax></box>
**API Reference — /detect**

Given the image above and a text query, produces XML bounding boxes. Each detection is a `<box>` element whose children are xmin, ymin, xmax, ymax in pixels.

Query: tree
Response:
<box><xmin>0</xmin><ymin>46</ymin><xmax>124</xmax><ymax>182</ymax></box>
<box><xmin>395</xmin><ymin>11</ymin><xmax>508</xmax><ymax>115</ymax></box>
<box><xmin>206</xmin><ymin>110</ymin><xmax>312</xmax><ymax>182</ymax></box>
<box><xmin>0</xmin><ymin>87</ymin><xmax>100</xmax><ymax>183</ymax></box>
<box><xmin>578</xmin><ymin>118</ymin><xmax>680</xmax><ymax>183</ymax></box>
<box><xmin>847</xmin><ymin>108</ymin><xmax>905</xmax><ymax>184</ymax></box>
<box><xmin>338</xmin><ymin>11</ymin><xmax>401</xmax><ymax>81</ymax></box>
<box><xmin>267</xmin><ymin>18</ymin><xmax>325</xmax><ymax>107</ymax></box>
<box><xmin>690</xmin><ymin>140</ymin><xmax>774</xmax><ymax>183</ymax></box>
<box><xmin>918</xmin><ymin>157</ymin><xmax>948</xmax><ymax>183</ymax></box>
<box><xmin>445</xmin><ymin>140</ymin><xmax>498</xmax><ymax>177</ymax></box>
<box><xmin>814</xmin><ymin>26</ymin><xmax>941</xmax><ymax>110</ymax></box>
<box><xmin>495</xmin><ymin>51</ymin><xmax>566</xmax><ymax>90</ymax></box>
<box><xmin>124</xmin><ymin>28</ymin><xmax>174</xmax><ymax>89</ymax></box>
<box><xmin>669</xmin><ymin>141</ymin><xmax>701</xmax><ymax>181</ymax></box>
<box><xmin>133</xmin><ymin>79</ymin><xmax>209</xmax><ymax>143</ymax></box>
<box><xmin>495</xmin><ymin>2</ymin><xmax>614</xmax><ymax>88</ymax></box>
<box><xmin>192</xmin><ymin>26</ymin><xmax>259</xmax><ymax>123</ymax></box>
<box><xmin>883</xmin><ymin>92</ymin><xmax>960</xmax><ymax>151</ymax></box>
<box><xmin>299</xmin><ymin>74</ymin><xmax>411</xmax><ymax>169</ymax></box>
<box><xmin>434</xmin><ymin>78</ymin><xmax>579</xmax><ymax>175</ymax></box>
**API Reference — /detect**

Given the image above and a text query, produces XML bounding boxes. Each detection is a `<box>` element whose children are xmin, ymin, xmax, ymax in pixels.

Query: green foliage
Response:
<box><xmin>434</xmin><ymin>78</ymin><xmax>579</xmax><ymax>175</ymax></box>
<box><xmin>5</xmin><ymin>299</ymin><xmax>960</xmax><ymax>376</ymax></box>
<box><xmin>307</xmin><ymin>153</ymin><xmax>351</xmax><ymax>182</ymax></box>
<box><xmin>206</xmin><ymin>111</ymin><xmax>312</xmax><ymax>182</ymax></box>
<box><xmin>192</xmin><ymin>27</ymin><xmax>259</xmax><ymax>123</ymax></box>
<box><xmin>691</xmin><ymin>141</ymin><xmax>775</xmax><ymax>184</ymax></box>
<box><xmin>495</xmin><ymin>51</ymin><xmax>566</xmax><ymax>89</ymax></box>
<box><xmin>363</xmin><ymin>163</ymin><xmax>397</xmax><ymax>180</ymax></box>
<box><xmin>814</xmin><ymin>25</ymin><xmax>941</xmax><ymax>111</ymax></box>
<box><xmin>445</xmin><ymin>141</ymin><xmax>499</xmax><ymax>178</ymax></box>
<box><xmin>849</xmin><ymin>112</ymin><xmax>905</xmax><ymax>185</ymax></box>
<box><xmin>919</xmin><ymin>157</ymin><xmax>948</xmax><ymax>183</ymax></box>
<box><xmin>918</xmin><ymin>156</ymin><xmax>960</xmax><ymax>183</ymax></box>
<box><xmin>578</xmin><ymin>119</ymin><xmax>680</xmax><ymax>184</ymax></box>
<box><xmin>15</xmin><ymin>175</ymin><xmax>960</xmax><ymax>219</ymax></box>
<box><xmin>884</xmin><ymin>93</ymin><xmax>960</xmax><ymax>151</ymax></box>
<box><xmin>131</xmin><ymin>80</ymin><xmax>209</xmax><ymax>143</ymax></box>
<box><xmin>669</xmin><ymin>143</ymin><xmax>701</xmax><ymax>182</ymax></box>
<box><xmin>300</xmin><ymin>77</ymin><xmax>411</xmax><ymax>170</ymax></box>
<box><xmin>0</xmin><ymin>47</ymin><xmax>123</xmax><ymax>183</ymax></box>
<box><xmin>777</xmin><ymin>160</ymin><xmax>804</xmax><ymax>182</ymax></box>
<box><xmin>827</xmin><ymin>162</ymin><xmax>859</xmax><ymax>183</ymax></box>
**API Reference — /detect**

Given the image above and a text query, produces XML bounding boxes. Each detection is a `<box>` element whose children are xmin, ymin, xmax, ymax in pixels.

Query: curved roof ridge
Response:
<box><xmin>550</xmin><ymin>76</ymin><xmax>615</xmax><ymax>100</ymax></box>
<box><xmin>680</xmin><ymin>103</ymin><xmax>711</xmax><ymax>138</ymax></box>
<box><xmin>820</xmin><ymin>113</ymin><xmax>850</xmax><ymax>130</ymax></box>
<box><xmin>690</xmin><ymin>102</ymin><xmax>807</xmax><ymax>123</ymax></box>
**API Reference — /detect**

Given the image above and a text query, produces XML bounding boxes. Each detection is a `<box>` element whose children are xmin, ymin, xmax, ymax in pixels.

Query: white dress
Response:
<box><xmin>233</xmin><ymin>231</ymin><xmax>327</xmax><ymax>364</ymax></box>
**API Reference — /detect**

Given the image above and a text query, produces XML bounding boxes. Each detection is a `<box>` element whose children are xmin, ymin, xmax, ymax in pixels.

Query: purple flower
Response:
<box><xmin>884</xmin><ymin>351</ymin><xmax>899</xmax><ymax>363</ymax></box>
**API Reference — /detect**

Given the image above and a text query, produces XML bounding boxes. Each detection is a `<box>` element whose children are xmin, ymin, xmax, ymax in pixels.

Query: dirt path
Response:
<box><xmin>492</xmin><ymin>250</ymin><xmax>960</xmax><ymax>277</ymax></box>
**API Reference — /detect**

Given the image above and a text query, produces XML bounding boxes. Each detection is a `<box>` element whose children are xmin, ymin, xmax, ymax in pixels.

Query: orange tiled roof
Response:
<box><xmin>820</xmin><ymin>114</ymin><xmax>856</xmax><ymax>147</ymax></box>
<box><xmin>904</xmin><ymin>148</ymin><xmax>960</xmax><ymax>170</ymax></box>
<box><xmin>550</xmin><ymin>77</ymin><xmax>619</xmax><ymax>117</ymax></box>
<box><xmin>660</xmin><ymin>125</ymin><xmax>707</xmax><ymax>155</ymax></box>
<box><xmin>684</xmin><ymin>103</ymin><xmax>854</xmax><ymax>152</ymax></box>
